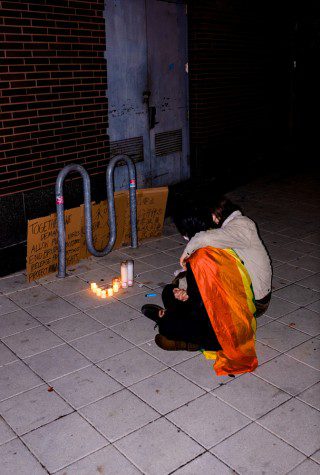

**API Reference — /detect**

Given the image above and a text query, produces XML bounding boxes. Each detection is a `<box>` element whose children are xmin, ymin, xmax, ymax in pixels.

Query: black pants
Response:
<box><xmin>158</xmin><ymin>283</ymin><xmax>222</xmax><ymax>351</ymax></box>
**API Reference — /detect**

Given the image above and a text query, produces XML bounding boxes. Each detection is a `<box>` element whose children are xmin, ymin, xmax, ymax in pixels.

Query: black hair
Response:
<box><xmin>209</xmin><ymin>196</ymin><xmax>241</xmax><ymax>227</ymax></box>
<box><xmin>173</xmin><ymin>202</ymin><xmax>215</xmax><ymax>239</ymax></box>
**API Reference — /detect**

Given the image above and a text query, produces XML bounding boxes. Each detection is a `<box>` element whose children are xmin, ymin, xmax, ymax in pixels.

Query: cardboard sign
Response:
<box><xmin>26</xmin><ymin>206</ymin><xmax>82</xmax><ymax>282</ymax></box>
<box><xmin>26</xmin><ymin>187</ymin><xmax>168</xmax><ymax>282</ymax></box>
<box><xmin>122</xmin><ymin>187</ymin><xmax>169</xmax><ymax>244</ymax></box>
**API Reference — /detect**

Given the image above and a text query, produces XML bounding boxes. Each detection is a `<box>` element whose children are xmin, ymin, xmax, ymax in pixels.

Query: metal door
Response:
<box><xmin>145</xmin><ymin>0</ymin><xmax>189</xmax><ymax>186</ymax></box>
<box><xmin>105</xmin><ymin>0</ymin><xmax>189</xmax><ymax>189</ymax></box>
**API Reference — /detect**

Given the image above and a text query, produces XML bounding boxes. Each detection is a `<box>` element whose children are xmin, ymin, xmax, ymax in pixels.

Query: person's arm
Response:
<box><xmin>180</xmin><ymin>223</ymin><xmax>251</xmax><ymax>267</ymax></box>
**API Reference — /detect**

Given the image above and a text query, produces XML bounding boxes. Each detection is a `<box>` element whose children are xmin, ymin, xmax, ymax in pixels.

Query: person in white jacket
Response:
<box><xmin>179</xmin><ymin>197</ymin><xmax>272</xmax><ymax>317</ymax></box>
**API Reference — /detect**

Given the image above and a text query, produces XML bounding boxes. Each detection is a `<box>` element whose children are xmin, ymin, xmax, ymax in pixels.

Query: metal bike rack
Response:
<box><xmin>55</xmin><ymin>155</ymin><xmax>138</xmax><ymax>278</ymax></box>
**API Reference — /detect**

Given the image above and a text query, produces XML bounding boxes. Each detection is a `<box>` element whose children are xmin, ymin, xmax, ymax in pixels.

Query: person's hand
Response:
<box><xmin>173</xmin><ymin>288</ymin><xmax>189</xmax><ymax>301</ymax></box>
<box><xmin>179</xmin><ymin>252</ymin><xmax>188</xmax><ymax>270</ymax></box>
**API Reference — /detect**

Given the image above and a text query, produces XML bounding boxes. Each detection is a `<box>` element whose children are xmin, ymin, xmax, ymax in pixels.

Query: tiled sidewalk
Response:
<box><xmin>0</xmin><ymin>171</ymin><xmax>319</xmax><ymax>474</ymax></box>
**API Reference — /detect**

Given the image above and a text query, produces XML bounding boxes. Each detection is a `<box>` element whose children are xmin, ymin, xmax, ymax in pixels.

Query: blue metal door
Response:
<box><xmin>105</xmin><ymin>0</ymin><xmax>189</xmax><ymax>189</ymax></box>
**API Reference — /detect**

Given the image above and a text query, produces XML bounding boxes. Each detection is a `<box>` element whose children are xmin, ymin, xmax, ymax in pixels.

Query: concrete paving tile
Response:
<box><xmin>256</xmin><ymin>321</ymin><xmax>310</xmax><ymax>352</ymax></box>
<box><xmin>0</xmin><ymin>296</ymin><xmax>20</xmax><ymax>316</ymax></box>
<box><xmin>43</xmin><ymin>275</ymin><xmax>88</xmax><ymax>296</ymax></box>
<box><xmin>0</xmin><ymin>309</ymin><xmax>40</xmax><ymax>338</ymax></box>
<box><xmin>107</xmin><ymin>258</ymin><xmax>154</xmax><ymax>275</ymax></box>
<box><xmin>24</xmin><ymin>344</ymin><xmax>90</xmax><ymax>382</ymax></box>
<box><xmin>259</xmin><ymin>398</ymin><xmax>320</xmax><ymax>456</ymax></box>
<box><xmin>271</xmin><ymin>276</ymin><xmax>291</xmax><ymax>291</ymax></box>
<box><xmin>86</xmin><ymin>300</ymin><xmax>142</xmax><ymax>327</ymax></box>
<box><xmin>255</xmin><ymin>341</ymin><xmax>280</xmax><ymax>365</ymax></box>
<box><xmin>173</xmin><ymin>354</ymin><xmax>231</xmax><ymax>391</ymax></box>
<box><xmin>64</xmin><ymin>289</ymin><xmax>115</xmax><ymax>310</ymax></box>
<box><xmin>52</xmin><ymin>365</ymin><xmax>121</xmax><ymax>409</ymax></box>
<box><xmin>0</xmin><ymin>385</ymin><xmax>73</xmax><ymax>436</ymax></box>
<box><xmin>0</xmin><ymin>438</ymin><xmax>47</xmax><ymax>475</ymax></box>
<box><xmin>213</xmin><ymin>373</ymin><xmax>291</xmax><ymax>419</ymax></box>
<box><xmin>2</xmin><ymin>325</ymin><xmax>64</xmax><ymax>358</ymax></box>
<box><xmin>0</xmin><ymin>342</ymin><xmax>18</xmax><ymax>367</ymax></box>
<box><xmin>22</xmin><ymin>412</ymin><xmax>107</xmax><ymax>473</ymax></box>
<box><xmin>145</xmin><ymin>238</ymin><xmax>184</xmax><ymax>252</ymax></box>
<box><xmin>135</xmin><ymin>269</ymin><xmax>171</xmax><ymax>289</ymax></box>
<box><xmin>139</xmin><ymin>339</ymin><xmax>195</xmax><ymax>366</ymax></box>
<box><xmin>114</xmin><ymin>283</ymin><xmax>150</xmax><ymax>300</ymax></box>
<box><xmin>119</xmin><ymin>244</ymin><xmax>157</xmax><ymax>259</ymax></box>
<box><xmin>274</xmin><ymin>263</ymin><xmax>315</xmax><ymax>282</ymax></box>
<box><xmin>254</xmin><ymin>354</ymin><xmax>320</xmax><ymax>396</ymax></box>
<box><xmin>55</xmin><ymin>445</ymin><xmax>141</xmax><ymax>475</ymax></box>
<box><xmin>0</xmin><ymin>418</ymin><xmax>16</xmax><ymax>446</ymax></box>
<box><xmin>70</xmin><ymin>329</ymin><xmax>133</xmax><ymax>363</ymax></box>
<box><xmin>9</xmin><ymin>286</ymin><xmax>56</xmax><ymax>308</ymax></box>
<box><xmin>289</xmin><ymin>459</ymin><xmax>320</xmax><ymax>475</ymax></box>
<box><xmin>98</xmin><ymin>347</ymin><xmax>166</xmax><ymax>387</ymax></box>
<box><xmin>115</xmin><ymin>418</ymin><xmax>203</xmax><ymax>475</ymax></box>
<box><xmin>130</xmin><ymin>368</ymin><xmax>205</xmax><ymax>415</ymax></box>
<box><xmin>80</xmin><ymin>389</ymin><xmax>159</xmax><ymax>442</ymax></box>
<box><xmin>164</xmin><ymin>246</ymin><xmax>185</xmax><ymax>258</ymax></box>
<box><xmin>266</xmin><ymin>244</ymin><xmax>304</xmax><ymax>263</ymax></box>
<box><xmin>174</xmin><ymin>452</ymin><xmax>234</xmax><ymax>475</ymax></box>
<box><xmin>264</xmin><ymin>296</ymin><xmax>300</xmax><ymax>318</ymax></box>
<box><xmin>48</xmin><ymin>312</ymin><xmax>104</xmax><ymax>341</ymax></box>
<box><xmin>287</xmin><ymin>338</ymin><xmax>320</xmax><ymax>370</ymax></box>
<box><xmin>212</xmin><ymin>423</ymin><xmax>305</xmax><ymax>474</ymax></box>
<box><xmin>297</xmin><ymin>381</ymin><xmax>320</xmax><ymax>410</ymax></box>
<box><xmin>26</xmin><ymin>295</ymin><xmax>80</xmax><ymax>323</ymax></box>
<box><xmin>167</xmin><ymin>393</ymin><xmax>250</xmax><ymax>449</ymax></box>
<box><xmin>307</xmin><ymin>299</ymin><xmax>320</xmax><ymax>313</ymax></box>
<box><xmin>77</xmin><ymin>267</ymin><xmax>116</xmax><ymax>285</ymax></box>
<box><xmin>139</xmin><ymin>252</ymin><xmax>177</xmax><ymax>268</ymax></box>
<box><xmin>0</xmin><ymin>273</ymin><xmax>37</xmax><ymax>295</ymax></box>
<box><xmin>0</xmin><ymin>361</ymin><xmax>42</xmax><ymax>402</ymax></box>
<box><xmin>111</xmin><ymin>316</ymin><xmax>156</xmax><ymax>345</ymax></box>
<box><xmin>290</xmin><ymin>255</ymin><xmax>320</xmax><ymax>273</ymax></box>
<box><xmin>273</xmin><ymin>283</ymin><xmax>320</xmax><ymax>306</ymax></box>
<box><xmin>298</xmin><ymin>273</ymin><xmax>320</xmax><ymax>292</ymax></box>
<box><xmin>278</xmin><ymin>308</ymin><xmax>320</xmax><ymax>336</ymax></box>
<box><xmin>120</xmin><ymin>291</ymin><xmax>164</xmax><ymax>310</ymax></box>
<box><xmin>311</xmin><ymin>449</ymin><xmax>320</xmax><ymax>464</ymax></box>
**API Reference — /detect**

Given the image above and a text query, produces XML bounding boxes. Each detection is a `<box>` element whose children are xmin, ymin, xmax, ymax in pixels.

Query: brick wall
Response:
<box><xmin>0</xmin><ymin>0</ymin><xmax>109</xmax><ymax>197</ymax></box>
<box><xmin>188</xmin><ymin>0</ymin><xmax>285</xmax><ymax>176</ymax></box>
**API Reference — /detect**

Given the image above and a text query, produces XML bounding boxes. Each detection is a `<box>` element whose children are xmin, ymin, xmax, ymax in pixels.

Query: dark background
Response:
<box><xmin>1</xmin><ymin>0</ymin><xmax>319</xmax><ymax>276</ymax></box>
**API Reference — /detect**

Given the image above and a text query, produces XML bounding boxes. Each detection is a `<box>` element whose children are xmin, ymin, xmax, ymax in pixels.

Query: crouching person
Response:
<box><xmin>142</xmin><ymin>204</ymin><xmax>259</xmax><ymax>376</ymax></box>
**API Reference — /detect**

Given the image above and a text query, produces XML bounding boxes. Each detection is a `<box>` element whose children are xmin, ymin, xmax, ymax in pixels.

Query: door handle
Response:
<box><xmin>149</xmin><ymin>106</ymin><xmax>159</xmax><ymax>129</ymax></box>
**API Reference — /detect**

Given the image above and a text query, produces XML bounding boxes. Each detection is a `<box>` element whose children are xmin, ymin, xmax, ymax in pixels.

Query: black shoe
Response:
<box><xmin>141</xmin><ymin>304</ymin><xmax>163</xmax><ymax>324</ymax></box>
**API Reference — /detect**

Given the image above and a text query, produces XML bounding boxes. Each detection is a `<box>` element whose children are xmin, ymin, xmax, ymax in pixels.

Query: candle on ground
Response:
<box><xmin>96</xmin><ymin>288</ymin><xmax>102</xmax><ymax>297</ymax></box>
<box><xmin>107</xmin><ymin>287</ymin><xmax>113</xmax><ymax>297</ymax></box>
<box><xmin>101</xmin><ymin>290</ymin><xmax>107</xmax><ymax>298</ymax></box>
<box><xmin>121</xmin><ymin>261</ymin><xmax>128</xmax><ymax>288</ymax></box>
<box><xmin>127</xmin><ymin>260</ymin><xmax>134</xmax><ymax>287</ymax></box>
<box><xmin>91</xmin><ymin>283</ymin><xmax>97</xmax><ymax>292</ymax></box>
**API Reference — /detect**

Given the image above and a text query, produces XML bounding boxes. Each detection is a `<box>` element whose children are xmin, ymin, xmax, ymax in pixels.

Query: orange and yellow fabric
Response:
<box><xmin>189</xmin><ymin>247</ymin><xmax>257</xmax><ymax>376</ymax></box>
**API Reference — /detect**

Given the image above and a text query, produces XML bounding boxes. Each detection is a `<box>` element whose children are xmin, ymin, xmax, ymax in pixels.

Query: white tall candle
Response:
<box><xmin>127</xmin><ymin>260</ymin><xmax>134</xmax><ymax>287</ymax></box>
<box><xmin>121</xmin><ymin>261</ymin><xmax>128</xmax><ymax>288</ymax></box>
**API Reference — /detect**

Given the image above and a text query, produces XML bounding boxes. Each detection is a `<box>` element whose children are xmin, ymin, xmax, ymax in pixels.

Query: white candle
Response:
<box><xmin>127</xmin><ymin>260</ymin><xmax>134</xmax><ymax>287</ymax></box>
<box><xmin>121</xmin><ymin>261</ymin><xmax>128</xmax><ymax>288</ymax></box>
<box><xmin>107</xmin><ymin>287</ymin><xmax>113</xmax><ymax>297</ymax></box>
<box><xmin>113</xmin><ymin>282</ymin><xmax>120</xmax><ymax>293</ymax></box>
<box><xmin>96</xmin><ymin>288</ymin><xmax>102</xmax><ymax>297</ymax></box>
<box><xmin>91</xmin><ymin>282</ymin><xmax>97</xmax><ymax>292</ymax></box>
<box><xmin>101</xmin><ymin>290</ymin><xmax>107</xmax><ymax>298</ymax></box>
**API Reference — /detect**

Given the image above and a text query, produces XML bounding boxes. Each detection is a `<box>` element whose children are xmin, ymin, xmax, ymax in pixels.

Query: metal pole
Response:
<box><xmin>55</xmin><ymin>156</ymin><xmax>138</xmax><ymax>278</ymax></box>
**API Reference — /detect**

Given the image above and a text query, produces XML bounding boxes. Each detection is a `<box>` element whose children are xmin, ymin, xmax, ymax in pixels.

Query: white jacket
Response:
<box><xmin>181</xmin><ymin>211</ymin><xmax>272</xmax><ymax>300</ymax></box>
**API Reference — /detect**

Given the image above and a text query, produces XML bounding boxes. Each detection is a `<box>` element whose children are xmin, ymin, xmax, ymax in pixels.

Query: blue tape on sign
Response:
<box><xmin>145</xmin><ymin>293</ymin><xmax>157</xmax><ymax>297</ymax></box>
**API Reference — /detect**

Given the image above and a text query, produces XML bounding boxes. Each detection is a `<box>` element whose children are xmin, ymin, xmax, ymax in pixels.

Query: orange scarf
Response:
<box><xmin>189</xmin><ymin>247</ymin><xmax>258</xmax><ymax>375</ymax></box>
